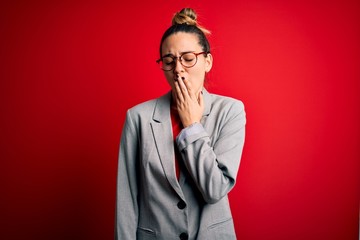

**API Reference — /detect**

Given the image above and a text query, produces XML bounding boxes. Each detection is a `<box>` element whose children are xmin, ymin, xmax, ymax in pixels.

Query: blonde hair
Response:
<box><xmin>172</xmin><ymin>8</ymin><xmax>211</xmax><ymax>35</ymax></box>
<box><xmin>159</xmin><ymin>8</ymin><xmax>211</xmax><ymax>56</ymax></box>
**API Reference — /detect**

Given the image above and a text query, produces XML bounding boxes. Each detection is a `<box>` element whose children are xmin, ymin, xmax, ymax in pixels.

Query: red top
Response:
<box><xmin>170</xmin><ymin>106</ymin><xmax>183</xmax><ymax>180</ymax></box>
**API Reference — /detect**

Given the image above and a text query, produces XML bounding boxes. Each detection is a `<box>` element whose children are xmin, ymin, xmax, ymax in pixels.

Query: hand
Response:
<box><xmin>173</xmin><ymin>76</ymin><xmax>204</xmax><ymax>128</ymax></box>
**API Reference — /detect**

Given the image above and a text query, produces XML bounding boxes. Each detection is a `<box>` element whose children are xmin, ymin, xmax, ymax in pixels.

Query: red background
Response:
<box><xmin>1</xmin><ymin>1</ymin><xmax>359</xmax><ymax>239</ymax></box>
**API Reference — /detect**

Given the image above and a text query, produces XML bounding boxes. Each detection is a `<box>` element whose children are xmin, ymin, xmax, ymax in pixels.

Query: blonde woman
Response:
<box><xmin>116</xmin><ymin>8</ymin><xmax>246</xmax><ymax>240</ymax></box>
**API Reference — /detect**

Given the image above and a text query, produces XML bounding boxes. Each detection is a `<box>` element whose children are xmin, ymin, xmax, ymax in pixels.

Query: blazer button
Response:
<box><xmin>179</xmin><ymin>232</ymin><xmax>188</xmax><ymax>240</ymax></box>
<box><xmin>177</xmin><ymin>200</ymin><xmax>186</xmax><ymax>210</ymax></box>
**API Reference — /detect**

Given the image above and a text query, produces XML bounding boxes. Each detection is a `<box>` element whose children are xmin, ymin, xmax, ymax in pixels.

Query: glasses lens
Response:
<box><xmin>158</xmin><ymin>53</ymin><xmax>201</xmax><ymax>71</ymax></box>
<box><xmin>181</xmin><ymin>53</ymin><xmax>197</xmax><ymax>68</ymax></box>
<box><xmin>160</xmin><ymin>56</ymin><xmax>175</xmax><ymax>71</ymax></box>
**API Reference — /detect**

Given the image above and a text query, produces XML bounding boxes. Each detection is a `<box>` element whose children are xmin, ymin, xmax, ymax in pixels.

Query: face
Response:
<box><xmin>160</xmin><ymin>32</ymin><xmax>213</xmax><ymax>96</ymax></box>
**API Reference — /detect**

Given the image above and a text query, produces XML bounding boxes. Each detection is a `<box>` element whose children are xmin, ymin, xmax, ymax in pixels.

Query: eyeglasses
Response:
<box><xmin>156</xmin><ymin>52</ymin><xmax>208</xmax><ymax>71</ymax></box>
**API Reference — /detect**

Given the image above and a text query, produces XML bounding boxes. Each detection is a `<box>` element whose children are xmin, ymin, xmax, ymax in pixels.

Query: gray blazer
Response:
<box><xmin>115</xmin><ymin>89</ymin><xmax>246</xmax><ymax>240</ymax></box>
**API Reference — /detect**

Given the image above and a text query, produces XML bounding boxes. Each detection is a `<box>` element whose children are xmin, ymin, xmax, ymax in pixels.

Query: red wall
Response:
<box><xmin>1</xmin><ymin>1</ymin><xmax>359</xmax><ymax>239</ymax></box>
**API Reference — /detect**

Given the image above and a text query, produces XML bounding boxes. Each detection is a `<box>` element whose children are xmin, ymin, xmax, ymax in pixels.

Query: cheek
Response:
<box><xmin>193</xmin><ymin>63</ymin><xmax>207</xmax><ymax>78</ymax></box>
<box><xmin>189</xmin><ymin>72</ymin><xmax>205</xmax><ymax>91</ymax></box>
<box><xmin>192</xmin><ymin>69</ymin><xmax>206</xmax><ymax>83</ymax></box>
<box><xmin>164</xmin><ymin>72</ymin><xmax>175</xmax><ymax>87</ymax></box>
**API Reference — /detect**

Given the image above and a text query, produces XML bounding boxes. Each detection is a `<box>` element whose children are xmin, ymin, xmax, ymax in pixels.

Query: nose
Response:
<box><xmin>173</xmin><ymin>57</ymin><xmax>184</xmax><ymax>75</ymax></box>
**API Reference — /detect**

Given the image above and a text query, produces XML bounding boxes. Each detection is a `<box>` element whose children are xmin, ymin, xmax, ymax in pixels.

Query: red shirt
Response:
<box><xmin>170</xmin><ymin>106</ymin><xmax>183</xmax><ymax>180</ymax></box>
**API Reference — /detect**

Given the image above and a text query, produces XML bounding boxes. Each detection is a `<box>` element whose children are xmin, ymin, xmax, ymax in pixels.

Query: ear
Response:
<box><xmin>204</xmin><ymin>53</ymin><xmax>213</xmax><ymax>73</ymax></box>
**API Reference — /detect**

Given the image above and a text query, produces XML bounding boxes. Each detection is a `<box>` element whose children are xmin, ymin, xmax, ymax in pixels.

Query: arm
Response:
<box><xmin>115</xmin><ymin>110</ymin><xmax>139</xmax><ymax>239</ymax></box>
<box><xmin>176</xmin><ymin>101</ymin><xmax>246</xmax><ymax>203</ymax></box>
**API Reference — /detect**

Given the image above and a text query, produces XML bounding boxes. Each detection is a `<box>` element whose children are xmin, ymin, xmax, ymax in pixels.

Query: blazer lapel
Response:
<box><xmin>150</xmin><ymin>91</ymin><xmax>185</xmax><ymax>200</ymax></box>
<box><xmin>150</xmin><ymin>89</ymin><xmax>212</xmax><ymax>200</ymax></box>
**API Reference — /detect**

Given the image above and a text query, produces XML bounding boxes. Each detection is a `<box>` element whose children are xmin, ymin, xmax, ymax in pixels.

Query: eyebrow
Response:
<box><xmin>161</xmin><ymin>51</ymin><xmax>195</xmax><ymax>58</ymax></box>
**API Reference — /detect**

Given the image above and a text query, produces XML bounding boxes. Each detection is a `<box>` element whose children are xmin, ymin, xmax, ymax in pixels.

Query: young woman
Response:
<box><xmin>116</xmin><ymin>8</ymin><xmax>246</xmax><ymax>240</ymax></box>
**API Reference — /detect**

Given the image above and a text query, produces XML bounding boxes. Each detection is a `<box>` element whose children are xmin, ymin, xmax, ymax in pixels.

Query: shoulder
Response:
<box><xmin>126</xmin><ymin>91</ymin><xmax>171</xmax><ymax>119</ymax></box>
<box><xmin>206</xmin><ymin>92</ymin><xmax>246</xmax><ymax>127</ymax></box>
<box><xmin>128</xmin><ymin>98</ymin><xmax>157</xmax><ymax>115</ymax></box>
<box><xmin>208</xmin><ymin>92</ymin><xmax>245</xmax><ymax>115</ymax></box>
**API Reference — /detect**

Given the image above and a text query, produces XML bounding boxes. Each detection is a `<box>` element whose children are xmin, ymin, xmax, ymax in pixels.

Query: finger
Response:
<box><xmin>178</xmin><ymin>77</ymin><xmax>190</xmax><ymax>99</ymax></box>
<box><xmin>183</xmin><ymin>77</ymin><xmax>196</xmax><ymax>100</ymax></box>
<box><xmin>174</xmin><ymin>80</ymin><xmax>184</xmax><ymax>103</ymax></box>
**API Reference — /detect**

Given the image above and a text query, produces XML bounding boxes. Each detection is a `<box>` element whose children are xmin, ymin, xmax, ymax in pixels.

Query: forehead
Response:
<box><xmin>161</xmin><ymin>32</ymin><xmax>201</xmax><ymax>54</ymax></box>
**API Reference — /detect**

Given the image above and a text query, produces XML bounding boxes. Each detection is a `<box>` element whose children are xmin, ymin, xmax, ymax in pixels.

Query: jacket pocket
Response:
<box><xmin>207</xmin><ymin>218</ymin><xmax>236</xmax><ymax>240</ymax></box>
<box><xmin>136</xmin><ymin>226</ymin><xmax>156</xmax><ymax>240</ymax></box>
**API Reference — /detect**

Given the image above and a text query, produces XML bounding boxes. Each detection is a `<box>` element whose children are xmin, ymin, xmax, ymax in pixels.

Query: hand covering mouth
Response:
<box><xmin>174</xmin><ymin>75</ymin><xmax>185</xmax><ymax>81</ymax></box>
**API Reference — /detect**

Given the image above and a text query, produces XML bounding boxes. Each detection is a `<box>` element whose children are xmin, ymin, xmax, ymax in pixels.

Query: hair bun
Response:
<box><xmin>172</xmin><ymin>8</ymin><xmax>210</xmax><ymax>35</ymax></box>
<box><xmin>172</xmin><ymin>8</ymin><xmax>197</xmax><ymax>26</ymax></box>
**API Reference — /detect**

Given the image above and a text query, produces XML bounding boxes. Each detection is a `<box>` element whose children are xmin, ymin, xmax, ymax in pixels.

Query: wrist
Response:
<box><xmin>183</xmin><ymin>122</ymin><xmax>197</xmax><ymax>128</ymax></box>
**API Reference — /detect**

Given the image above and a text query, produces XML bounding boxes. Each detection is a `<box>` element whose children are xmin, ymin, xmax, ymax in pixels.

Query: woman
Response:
<box><xmin>116</xmin><ymin>8</ymin><xmax>246</xmax><ymax>240</ymax></box>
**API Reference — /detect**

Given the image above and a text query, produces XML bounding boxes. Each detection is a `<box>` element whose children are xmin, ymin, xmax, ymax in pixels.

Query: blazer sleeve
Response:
<box><xmin>115</xmin><ymin>110</ymin><xmax>139</xmax><ymax>240</ymax></box>
<box><xmin>176</xmin><ymin>100</ymin><xmax>246</xmax><ymax>204</ymax></box>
